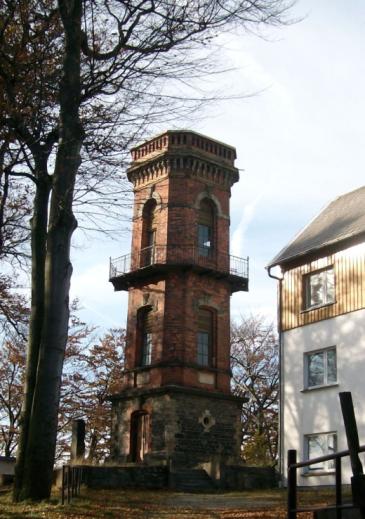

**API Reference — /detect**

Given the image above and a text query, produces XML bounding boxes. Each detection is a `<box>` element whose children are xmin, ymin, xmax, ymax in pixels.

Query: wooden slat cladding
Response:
<box><xmin>281</xmin><ymin>244</ymin><xmax>365</xmax><ymax>330</ymax></box>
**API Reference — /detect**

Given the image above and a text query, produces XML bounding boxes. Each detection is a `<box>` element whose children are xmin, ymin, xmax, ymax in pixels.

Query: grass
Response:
<box><xmin>0</xmin><ymin>485</ymin><xmax>351</xmax><ymax>518</ymax></box>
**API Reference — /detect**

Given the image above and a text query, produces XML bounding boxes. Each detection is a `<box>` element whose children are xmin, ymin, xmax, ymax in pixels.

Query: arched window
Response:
<box><xmin>141</xmin><ymin>199</ymin><xmax>157</xmax><ymax>266</ymax></box>
<box><xmin>197</xmin><ymin>199</ymin><xmax>215</xmax><ymax>258</ymax></box>
<box><xmin>197</xmin><ymin>308</ymin><xmax>214</xmax><ymax>367</ymax></box>
<box><xmin>138</xmin><ymin>307</ymin><xmax>153</xmax><ymax>366</ymax></box>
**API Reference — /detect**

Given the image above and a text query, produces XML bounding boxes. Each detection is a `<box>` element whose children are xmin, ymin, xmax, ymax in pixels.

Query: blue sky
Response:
<box><xmin>70</xmin><ymin>0</ymin><xmax>365</xmax><ymax>331</ymax></box>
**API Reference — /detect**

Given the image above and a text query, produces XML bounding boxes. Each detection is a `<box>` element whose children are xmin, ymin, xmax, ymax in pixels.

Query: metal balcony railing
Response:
<box><xmin>109</xmin><ymin>244</ymin><xmax>249</xmax><ymax>280</ymax></box>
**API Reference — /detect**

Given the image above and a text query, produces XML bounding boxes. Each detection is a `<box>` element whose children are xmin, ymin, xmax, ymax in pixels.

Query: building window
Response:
<box><xmin>198</xmin><ymin>199</ymin><xmax>215</xmax><ymax>257</ymax></box>
<box><xmin>142</xmin><ymin>331</ymin><xmax>152</xmax><ymax>366</ymax></box>
<box><xmin>304</xmin><ymin>267</ymin><xmax>335</xmax><ymax>309</ymax></box>
<box><xmin>304</xmin><ymin>432</ymin><xmax>337</xmax><ymax>473</ymax></box>
<box><xmin>138</xmin><ymin>307</ymin><xmax>153</xmax><ymax>366</ymax></box>
<box><xmin>197</xmin><ymin>308</ymin><xmax>214</xmax><ymax>366</ymax></box>
<box><xmin>141</xmin><ymin>199</ymin><xmax>157</xmax><ymax>266</ymax></box>
<box><xmin>305</xmin><ymin>347</ymin><xmax>337</xmax><ymax>389</ymax></box>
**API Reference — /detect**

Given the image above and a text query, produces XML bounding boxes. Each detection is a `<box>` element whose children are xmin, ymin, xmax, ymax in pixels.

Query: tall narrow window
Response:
<box><xmin>142</xmin><ymin>199</ymin><xmax>157</xmax><ymax>266</ymax></box>
<box><xmin>197</xmin><ymin>308</ymin><xmax>213</xmax><ymax>366</ymax></box>
<box><xmin>138</xmin><ymin>308</ymin><xmax>153</xmax><ymax>366</ymax></box>
<box><xmin>198</xmin><ymin>199</ymin><xmax>215</xmax><ymax>257</ymax></box>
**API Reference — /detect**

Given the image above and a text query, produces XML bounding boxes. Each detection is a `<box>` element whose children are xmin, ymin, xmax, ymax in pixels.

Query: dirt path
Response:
<box><xmin>161</xmin><ymin>491</ymin><xmax>286</xmax><ymax>510</ymax></box>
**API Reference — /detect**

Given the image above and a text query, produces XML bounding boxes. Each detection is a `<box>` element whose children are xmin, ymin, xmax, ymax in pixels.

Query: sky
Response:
<box><xmin>70</xmin><ymin>0</ymin><xmax>365</xmax><ymax>332</ymax></box>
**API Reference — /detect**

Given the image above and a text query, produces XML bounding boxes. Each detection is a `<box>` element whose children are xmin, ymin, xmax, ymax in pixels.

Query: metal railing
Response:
<box><xmin>61</xmin><ymin>465</ymin><xmax>85</xmax><ymax>504</ymax></box>
<box><xmin>109</xmin><ymin>244</ymin><xmax>249</xmax><ymax>280</ymax></box>
<box><xmin>287</xmin><ymin>444</ymin><xmax>365</xmax><ymax>519</ymax></box>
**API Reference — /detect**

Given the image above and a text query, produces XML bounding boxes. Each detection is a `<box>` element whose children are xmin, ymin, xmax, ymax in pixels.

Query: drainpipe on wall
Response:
<box><xmin>267</xmin><ymin>265</ymin><xmax>284</xmax><ymax>484</ymax></box>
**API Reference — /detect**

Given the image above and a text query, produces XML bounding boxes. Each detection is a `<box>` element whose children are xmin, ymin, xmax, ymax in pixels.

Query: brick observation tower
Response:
<box><xmin>109</xmin><ymin>130</ymin><xmax>249</xmax><ymax>472</ymax></box>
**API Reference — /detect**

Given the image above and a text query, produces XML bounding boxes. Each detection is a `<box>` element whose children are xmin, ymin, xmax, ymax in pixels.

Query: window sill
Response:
<box><xmin>301</xmin><ymin>471</ymin><xmax>335</xmax><ymax>477</ymax></box>
<box><xmin>301</xmin><ymin>383</ymin><xmax>339</xmax><ymax>393</ymax></box>
<box><xmin>301</xmin><ymin>301</ymin><xmax>336</xmax><ymax>314</ymax></box>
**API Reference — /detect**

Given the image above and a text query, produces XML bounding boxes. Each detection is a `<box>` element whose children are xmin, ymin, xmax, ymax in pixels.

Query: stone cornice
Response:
<box><xmin>109</xmin><ymin>383</ymin><xmax>247</xmax><ymax>404</ymax></box>
<box><xmin>127</xmin><ymin>151</ymin><xmax>239</xmax><ymax>190</ymax></box>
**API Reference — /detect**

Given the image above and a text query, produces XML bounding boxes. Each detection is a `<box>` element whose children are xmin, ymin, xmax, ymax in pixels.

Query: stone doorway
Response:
<box><xmin>130</xmin><ymin>411</ymin><xmax>149</xmax><ymax>462</ymax></box>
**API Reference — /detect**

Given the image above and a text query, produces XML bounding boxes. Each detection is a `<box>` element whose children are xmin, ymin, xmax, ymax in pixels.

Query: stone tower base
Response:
<box><xmin>111</xmin><ymin>385</ymin><xmax>244</xmax><ymax>468</ymax></box>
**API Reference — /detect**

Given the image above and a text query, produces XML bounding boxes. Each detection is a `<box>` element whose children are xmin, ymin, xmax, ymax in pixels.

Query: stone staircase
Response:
<box><xmin>170</xmin><ymin>468</ymin><xmax>216</xmax><ymax>492</ymax></box>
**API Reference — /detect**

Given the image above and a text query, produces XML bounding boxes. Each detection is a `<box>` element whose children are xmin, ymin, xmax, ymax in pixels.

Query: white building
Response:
<box><xmin>267</xmin><ymin>186</ymin><xmax>365</xmax><ymax>486</ymax></box>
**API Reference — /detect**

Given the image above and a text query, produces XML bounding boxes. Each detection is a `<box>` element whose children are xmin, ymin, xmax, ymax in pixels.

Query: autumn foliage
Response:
<box><xmin>231</xmin><ymin>316</ymin><xmax>279</xmax><ymax>466</ymax></box>
<box><xmin>58</xmin><ymin>322</ymin><xmax>125</xmax><ymax>463</ymax></box>
<box><xmin>0</xmin><ymin>285</ymin><xmax>125</xmax><ymax>463</ymax></box>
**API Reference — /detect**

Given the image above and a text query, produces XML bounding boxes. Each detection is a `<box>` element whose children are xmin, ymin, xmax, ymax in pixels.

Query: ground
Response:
<box><xmin>0</xmin><ymin>487</ymin><xmax>345</xmax><ymax>518</ymax></box>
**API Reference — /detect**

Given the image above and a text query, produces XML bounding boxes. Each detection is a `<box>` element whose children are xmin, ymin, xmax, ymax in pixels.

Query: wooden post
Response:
<box><xmin>339</xmin><ymin>392</ymin><xmax>365</xmax><ymax>518</ymax></box>
<box><xmin>287</xmin><ymin>449</ymin><xmax>297</xmax><ymax>519</ymax></box>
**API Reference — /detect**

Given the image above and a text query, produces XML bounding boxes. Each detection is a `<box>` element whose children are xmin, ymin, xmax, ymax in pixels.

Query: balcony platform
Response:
<box><xmin>109</xmin><ymin>245</ymin><xmax>249</xmax><ymax>293</ymax></box>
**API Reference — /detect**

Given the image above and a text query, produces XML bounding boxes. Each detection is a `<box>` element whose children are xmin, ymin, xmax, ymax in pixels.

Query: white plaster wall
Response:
<box><xmin>282</xmin><ymin>307</ymin><xmax>365</xmax><ymax>486</ymax></box>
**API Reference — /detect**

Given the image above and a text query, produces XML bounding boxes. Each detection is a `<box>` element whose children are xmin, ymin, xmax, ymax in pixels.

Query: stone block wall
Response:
<box><xmin>84</xmin><ymin>465</ymin><xmax>168</xmax><ymax>489</ymax></box>
<box><xmin>111</xmin><ymin>387</ymin><xmax>243</xmax><ymax>466</ymax></box>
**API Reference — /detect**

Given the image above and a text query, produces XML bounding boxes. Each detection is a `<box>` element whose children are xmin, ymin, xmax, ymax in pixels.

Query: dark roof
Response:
<box><xmin>267</xmin><ymin>185</ymin><xmax>365</xmax><ymax>268</ymax></box>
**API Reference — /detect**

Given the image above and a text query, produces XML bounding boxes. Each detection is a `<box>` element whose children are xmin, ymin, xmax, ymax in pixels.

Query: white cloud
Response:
<box><xmin>231</xmin><ymin>195</ymin><xmax>262</xmax><ymax>257</ymax></box>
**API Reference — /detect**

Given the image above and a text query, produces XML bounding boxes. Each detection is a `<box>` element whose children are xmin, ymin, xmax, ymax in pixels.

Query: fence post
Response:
<box><xmin>78</xmin><ymin>467</ymin><xmax>82</xmax><ymax>495</ymax></box>
<box><xmin>67</xmin><ymin>465</ymin><xmax>71</xmax><ymax>504</ymax></box>
<box><xmin>339</xmin><ymin>392</ymin><xmax>365</xmax><ymax>518</ymax></box>
<box><xmin>61</xmin><ymin>465</ymin><xmax>65</xmax><ymax>505</ymax></box>
<box><xmin>335</xmin><ymin>456</ymin><xmax>342</xmax><ymax>519</ymax></box>
<box><xmin>287</xmin><ymin>449</ymin><xmax>297</xmax><ymax>519</ymax></box>
<box><xmin>72</xmin><ymin>467</ymin><xmax>75</xmax><ymax>497</ymax></box>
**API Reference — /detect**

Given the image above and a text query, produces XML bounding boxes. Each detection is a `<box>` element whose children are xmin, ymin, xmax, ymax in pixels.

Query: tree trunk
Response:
<box><xmin>13</xmin><ymin>174</ymin><xmax>50</xmax><ymax>500</ymax></box>
<box><xmin>14</xmin><ymin>0</ymin><xmax>83</xmax><ymax>500</ymax></box>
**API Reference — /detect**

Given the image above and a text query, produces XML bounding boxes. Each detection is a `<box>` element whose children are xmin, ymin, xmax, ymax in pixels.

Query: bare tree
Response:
<box><xmin>0</xmin><ymin>140</ymin><xmax>32</xmax><ymax>266</ymax></box>
<box><xmin>231</xmin><ymin>315</ymin><xmax>279</xmax><ymax>466</ymax></box>
<box><xmin>0</xmin><ymin>0</ymin><xmax>293</xmax><ymax>500</ymax></box>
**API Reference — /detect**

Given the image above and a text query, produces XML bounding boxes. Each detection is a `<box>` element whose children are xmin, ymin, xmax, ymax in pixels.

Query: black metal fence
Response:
<box><xmin>287</xmin><ymin>444</ymin><xmax>365</xmax><ymax>518</ymax></box>
<box><xmin>61</xmin><ymin>465</ymin><xmax>85</xmax><ymax>504</ymax></box>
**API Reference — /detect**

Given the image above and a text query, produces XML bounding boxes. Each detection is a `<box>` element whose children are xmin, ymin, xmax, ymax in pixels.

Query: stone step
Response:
<box><xmin>171</xmin><ymin>469</ymin><xmax>215</xmax><ymax>492</ymax></box>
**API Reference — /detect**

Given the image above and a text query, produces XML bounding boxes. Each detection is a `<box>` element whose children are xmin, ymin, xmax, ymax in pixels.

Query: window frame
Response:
<box><xmin>304</xmin><ymin>432</ymin><xmax>337</xmax><ymax>474</ymax></box>
<box><xmin>141</xmin><ymin>198</ymin><xmax>157</xmax><ymax>266</ymax></box>
<box><xmin>197</xmin><ymin>330</ymin><xmax>210</xmax><ymax>366</ymax></box>
<box><xmin>197</xmin><ymin>198</ymin><xmax>216</xmax><ymax>258</ymax></box>
<box><xmin>198</xmin><ymin>223</ymin><xmax>212</xmax><ymax>257</ymax></box>
<box><xmin>196</xmin><ymin>307</ymin><xmax>216</xmax><ymax>368</ymax></box>
<box><xmin>304</xmin><ymin>346</ymin><xmax>337</xmax><ymax>390</ymax></box>
<box><xmin>141</xmin><ymin>331</ymin><xmax>152</xmax><ymax>367</ymax></box>
<box><xmin>137</xmin><ymin>306</ymin><xmax>153</xmax><ymax>368</ymax></box>
<box><xmin>303</xmin><ymin>266</ymin><xmax>335</xmax><ymax>311</ymax></box>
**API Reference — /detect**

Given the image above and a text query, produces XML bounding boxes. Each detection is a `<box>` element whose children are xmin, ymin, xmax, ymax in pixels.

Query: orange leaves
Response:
<box><xmin>57</xmin><ymin>325</ymin><xmax>125</xmax><ymax>462</ymax></box>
